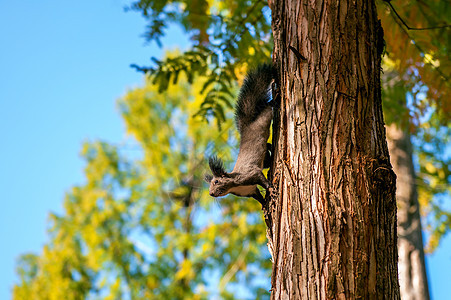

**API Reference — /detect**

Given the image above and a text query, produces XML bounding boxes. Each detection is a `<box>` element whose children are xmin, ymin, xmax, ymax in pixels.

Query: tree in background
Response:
<box><xmin>378</xmin><ymin>0</ymin><xmax>451</xmax><ymax>254</ymax></box>
<box><xmin>14</xmin><ymin>74</ymin><xmax>271</xmax><ymax>299</ymax></box>
<box><xmin>379</xmin><ymin>1</ymin><xmax>451</xmax><ymax>298</ymax></box>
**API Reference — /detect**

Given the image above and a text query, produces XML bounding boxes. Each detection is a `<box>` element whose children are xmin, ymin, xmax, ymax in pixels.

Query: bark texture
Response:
<box><xmin>264</xmin><ymin>0</ymin><xmax>400</xmax><ymax>299</ymax></box>
<box><xmin>386</xmin><ymin>124</ymin><xmax>430</xmax><ymax>300</ymax></box>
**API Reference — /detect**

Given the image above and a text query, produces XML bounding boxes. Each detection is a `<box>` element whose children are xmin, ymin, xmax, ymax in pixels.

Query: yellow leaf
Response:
<box><xmin>425</xmin><ymin>162</ymin><xmax>436</xmax><ymax>174</ymax></box>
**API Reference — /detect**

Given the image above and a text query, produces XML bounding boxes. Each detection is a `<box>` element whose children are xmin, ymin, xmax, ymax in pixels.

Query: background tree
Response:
<box><xmin>13</xmin><ymin>73</ymin><xmax>271</xmax><ymax>299</ymax></box>
<box><xmin>379</xmin><ymin>2</ymin><xmax>451</xmax><ymax>298</ymax></box>
<box><xmin>378</xmin><ymin>1</ymin><xmax>451</xmax><ymax>253</ymax></box>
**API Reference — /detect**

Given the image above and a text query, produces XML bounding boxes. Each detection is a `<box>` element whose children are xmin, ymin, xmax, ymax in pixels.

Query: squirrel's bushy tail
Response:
<box><xmin>235</xmin><ymin>63</ymin><xmax>276</xmax><ymax>133</ymax></box>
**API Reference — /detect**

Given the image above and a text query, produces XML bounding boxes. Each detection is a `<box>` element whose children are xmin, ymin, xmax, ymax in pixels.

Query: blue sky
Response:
<box><xmin>0</xmin><ymin>0</ymin><xmax>184</xmax><ymax>298</ymax></box>
<box><xmin>0</xmin><ymin>1</ymin><xmax>450</xmax><ymax>299</ymax></box>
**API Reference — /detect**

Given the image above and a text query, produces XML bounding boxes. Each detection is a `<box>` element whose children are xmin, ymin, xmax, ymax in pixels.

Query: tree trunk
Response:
<box><xmin>265</xmin><ymin>0</ymin><xmax>400</xmax><ymax>298</ymax></box>
<box><xmin>386</xmin><ymin>124</ymin><xmax>430</xmax><ymax>300</ymax></box>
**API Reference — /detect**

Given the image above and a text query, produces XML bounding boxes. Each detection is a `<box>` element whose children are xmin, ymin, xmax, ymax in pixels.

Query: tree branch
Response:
<box><xmin>383</xmin><ymin>0</ymin><xmax>451</xmax><ymax>30</ymax></box>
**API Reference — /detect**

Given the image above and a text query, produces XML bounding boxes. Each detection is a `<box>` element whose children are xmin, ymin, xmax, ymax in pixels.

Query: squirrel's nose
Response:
<box><xmin>209</xmin><ymin>191</ymin><xmax>214</xmax><ymax>197</ymax></box>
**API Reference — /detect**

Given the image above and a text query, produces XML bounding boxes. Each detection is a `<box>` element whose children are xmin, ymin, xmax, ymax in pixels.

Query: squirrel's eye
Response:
<box><xmin>214</xmin><ymin>179</ymin><xmax>219</xmax><ymax>184</ymax></box>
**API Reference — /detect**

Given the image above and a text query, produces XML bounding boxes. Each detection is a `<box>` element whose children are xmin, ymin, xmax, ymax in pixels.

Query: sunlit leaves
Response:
<box><xmin>129</xmin><ymin>0</ymin><xmax>272</xmax><ymax>128</ymax></box>
<box><xmin>378</xmin><ymin>0</ymin><xmax>451</xmax><ymax>122</ymax></box>
<box><xmin>414</xmin><ymin>119</ymin><xmax>451</xmax><ymax>251</ymax></box>
<box><xmin>379</xmin><ymin>0</ymin><xmax>451</xmax><ymax>251</ymax></box>
<box><xmin>13</xmin><ymin>74</ymin><xmax>270</xmax><ymax>299</ymax></box>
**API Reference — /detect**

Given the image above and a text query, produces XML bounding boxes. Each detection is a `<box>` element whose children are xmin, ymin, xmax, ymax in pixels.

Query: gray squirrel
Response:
<box><xmin>205</xmin><ymin>64</ymin><xmax>276</xmax><ymax>206</ymax></box>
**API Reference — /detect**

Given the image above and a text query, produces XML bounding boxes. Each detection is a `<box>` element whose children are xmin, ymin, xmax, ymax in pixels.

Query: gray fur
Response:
<box><xmin>205</xmin><ymin>64</ymin><xmax>276</xmax><ymax>206</ymax></box>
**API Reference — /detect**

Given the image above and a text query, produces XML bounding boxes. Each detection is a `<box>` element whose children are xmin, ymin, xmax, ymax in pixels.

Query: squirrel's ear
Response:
<box><xmin>204</xmin><ymin>174</ymin><xmax>213</xmax><ymax>183</ymax></box>
<box><xmin>209</xmin><ymin>156</ymin><xmax>226</xmax><ymax>177</ymax></box>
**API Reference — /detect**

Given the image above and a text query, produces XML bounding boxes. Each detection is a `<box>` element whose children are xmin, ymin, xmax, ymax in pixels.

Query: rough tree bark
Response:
<box><xmin>387</xmin><ymin>124</ymin><xmax>430</xmax><ymax>300</ymax></box>
<box><xmin>264</xmin><ymin>0</ymin><xmax>400</xmax><ymax>298</ymax></box>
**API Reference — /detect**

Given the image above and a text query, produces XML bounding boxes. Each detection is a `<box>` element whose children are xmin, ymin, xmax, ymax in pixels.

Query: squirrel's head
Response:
<box><xmin>205</xmin><ymin>156</ymin><xmax>233</xmax><ymax>197</ymax></box>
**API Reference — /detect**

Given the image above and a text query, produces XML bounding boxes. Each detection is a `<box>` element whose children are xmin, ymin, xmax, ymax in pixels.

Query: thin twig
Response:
<box><xmin>387</xmin><ymin>9</ymin><xmax>450</xmax><ymax>82</ymax></box>
<box><xmin>383</xmin><ymin>0</ymin><xmax>451</xmax><ymax>30</ymax></box>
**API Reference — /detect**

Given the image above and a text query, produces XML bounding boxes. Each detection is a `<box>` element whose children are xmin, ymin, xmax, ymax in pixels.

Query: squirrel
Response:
<box><xmin>205</xmin><ymin>64</ymin><xmax>276</xmax><ymax>206</ymax></box>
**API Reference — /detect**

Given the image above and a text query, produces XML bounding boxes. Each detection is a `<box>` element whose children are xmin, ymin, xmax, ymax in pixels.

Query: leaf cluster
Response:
<box><xmin>379</xmin><ymin>0</ymin><xmax>451</xmax><ymax>248</ymax></box>
<box><xmin>414</xmin><ymin>118</ymin><xmax>451</xmax><ymax>252</ymax></box>
<box><xmin>13</xmin><ymin>76</ymin><xmax>271</xmax><ymax>299</ymax></box>
<box><xmin>129</xmin><ymin>0</ymin><xmax>272</xmax><ymax>128</ymax></box>
<box><xmin>378</xmin><ymin>0</ymin><xmax>451</xmax><ymax>123</ymax></box>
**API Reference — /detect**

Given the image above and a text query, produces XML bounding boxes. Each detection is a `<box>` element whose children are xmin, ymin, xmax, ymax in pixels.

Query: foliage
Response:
<box><xmin>414</xmin><ymin>118</ymin><xmax>451</xmax><ymax>252</ymax></box>
<box><xmin>378</xmin><ymin>0</ymin><xmax>451</xmax><ymax>121</ymax></box>
<box><xmin>13</xmin><ymin>75</ymin><xmax>271</xmax><ymax>299</ymax></box>
<box><xmin>378</xmin><ymin>0</ymin><xmax>451</xmax><ymax>250</ymax></box>
<box><xmin>128</xmin><ymin>0</ymin><xmax>272</xmax><ymax>126</ymax></box>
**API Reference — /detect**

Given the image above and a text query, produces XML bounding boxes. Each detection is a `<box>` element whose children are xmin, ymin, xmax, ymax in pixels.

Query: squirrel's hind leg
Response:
<box><xmin>252</xmin><ymin>190</ymin><xmax>266</xmax><ymax>206</ymax></box>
